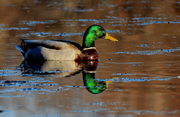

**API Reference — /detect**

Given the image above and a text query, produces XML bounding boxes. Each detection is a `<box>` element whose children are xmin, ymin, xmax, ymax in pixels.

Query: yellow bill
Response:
<box><xmin>105</xmin><ymin>33</ymin><xmax>118</xmax><ymax>41</ymax></box>
<box><xmin>106</xmin><ymin>80</ymin><xmax>113</xmax><ymax>88</ymax></box>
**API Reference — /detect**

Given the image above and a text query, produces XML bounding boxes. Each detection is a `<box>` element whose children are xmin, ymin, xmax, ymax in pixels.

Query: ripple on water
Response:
<box><xmin>61</xmin><ymin>19</ymin><xmax>109</xmax><ymax>22</ymax></box>
<box><xmin>0</xmin><ymin>110</ymin><xmax>4</xmax><ymax>113</ymax></box>
<box><xmin>0</xmin><ymin>70</ymin><xmax>20</xmax><ymax>77</ymax></box>
<box><xmin>59</xmin><ymin>16</ymin><xmax>179</xmax><ymax>28</ymax></box>
<box><xmin>138</xmin><ymin>44</ymin><xmax>149</xmax><ymax>48</ymax></box>
<box><xmin>0</xmin><ymin>78</ymin><xmax>60</xmax><ymax>97</ymax></box>
<box><xmin>113</xmin><ymin>48</ymin><xmax>180</xmax><ymax>55</ymax></box>
<box><xmin>0</xmin><ymin>80</ymin><xmax>58</xmax><ymax>87</ymax></box>
<box><xmin>17</xmin><ymin>32</ymin><xmax>83</xmax><ymax>37</ymax></box>
<box><xmin>136</xmin><ymin>21</ymin><xmax>180</xmax><ymax>26</ymax></box>
<box><xmin>124</xmin><ymin>110</ymin><xmax>180</xmax><ymax>115</ymax></box>
<box><xmin>84</xmin><ymin>101</ymin><xmax>122</xmax><ymax>106</ymax></box>
<box><xmin>72</xmin><ymin>108</ymin><xmax>110</xmax><ymax>113</ymax></box>
<box><xmin>112</xmin><ymin>73</ymin><xmax>147</xmax><ymax>76</ymax></box>
<box><xmin>20</xmin><ymin>20</ymin><xmax>57</xmax><ymax>26</ymax></box>
<box><xmin>0</xmin><ymin>27</ymin><xmax>30</xmax><ymax>30</ymax></box>
<box><xmin>101</xmin><ymin>76</ymin><xmax>178</xmax><ymax>83</ymax></box>
<box><xmin>73</xmin><ymin>8</ymin><xmax>94</xmax><ymax>12</ymax></box>
<box><xmin>0</xmin><ymin>23</ymin><xmax>30</xmax><ymax>30</ymax></box>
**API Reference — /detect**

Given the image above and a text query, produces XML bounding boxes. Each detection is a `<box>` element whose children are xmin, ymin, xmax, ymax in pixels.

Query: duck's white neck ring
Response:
<box><xmin>83</xmin><ymin>47</ymin><xmax>96</xmax><ymax>51</ymax></box>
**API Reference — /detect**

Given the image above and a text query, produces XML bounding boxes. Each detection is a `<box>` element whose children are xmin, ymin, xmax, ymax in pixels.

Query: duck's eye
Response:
<box><xmin>102</xmin><ymin>32</ymin><xmax>106</xmax><ymax>37</ymax></box>
<box><xmin>92</xmin><ymin>27</ymin><xmax>106</xmax><ymax>38</ymax></box>
<box><xmin>98</xmin><ymin>31</ymin><xmax>106</xmax><ymax>38</ymax></box>
<box><xmin>92</xmin><ymin>30</ymin><xmax>97</xmax><ymax>36</ymax></box>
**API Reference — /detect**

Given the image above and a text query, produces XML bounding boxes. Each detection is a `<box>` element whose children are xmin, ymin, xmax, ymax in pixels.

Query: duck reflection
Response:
<box><xmin>83</xmin><ymin>71</ymin><xmax>106</xmax><ymax>94</ymax></box>
<box><xmin>20</xmin><ymin>60</ymin><xmax>82</xmax><ymax>76</ymax></box>
<box><xmin>19</xmin><ymin>60</ymin><xmax>108</xmax><ymax>94</ymax></box>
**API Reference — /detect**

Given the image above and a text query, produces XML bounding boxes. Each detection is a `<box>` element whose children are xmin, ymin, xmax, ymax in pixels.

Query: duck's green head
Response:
<box><xmin>83</xmin><ymin>72</ymin><xmax>106</xmax><ymax>94</ymax></box>
<box><xmin>83</xmin><ymin>25</ymin><xmax>118</xmax><ymax>48</ymax></box>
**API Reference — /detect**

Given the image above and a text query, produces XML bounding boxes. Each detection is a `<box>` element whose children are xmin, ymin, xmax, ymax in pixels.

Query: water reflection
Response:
<box><xmin>83</xmin><ymin>71</ymin><xmax>106</xmax><ymax>94</ymax></box>
<box><xmin>19</xmin><ymin>60</ymin><xmax>108</xmax><ymax>94</ymax></box>
<box><xmin>0</xmin><ymin>0</ymin><xmax>179</xmax><ymax>116</ymax></box>
<box><xmin>19</xmin><ymin>60</ymin><xmax>82</xmax><ymax>76</ymax></box>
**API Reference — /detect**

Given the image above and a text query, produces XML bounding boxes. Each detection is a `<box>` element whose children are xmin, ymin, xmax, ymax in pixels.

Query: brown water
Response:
<box><xmin>0</xmin><ymin>0</ymin><xmax>180</xmax><ymax>117</ymax></box>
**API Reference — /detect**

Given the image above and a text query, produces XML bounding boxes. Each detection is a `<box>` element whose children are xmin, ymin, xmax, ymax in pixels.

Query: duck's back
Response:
<box><xmin>16</xmin><ymin>39</ymin><xmax>83</xmax><ymax>61</ymax></box>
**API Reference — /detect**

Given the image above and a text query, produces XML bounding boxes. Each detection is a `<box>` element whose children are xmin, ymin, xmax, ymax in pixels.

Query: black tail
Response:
<box><xmin>16</xmin><ymin>45</ymin><xmax>25</xmax><ymax>56</ymax></box>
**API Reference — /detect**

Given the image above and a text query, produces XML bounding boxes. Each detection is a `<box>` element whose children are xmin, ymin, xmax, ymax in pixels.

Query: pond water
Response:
<box><xmin>0</xmin><ymin>0</ymin><xmax>180</xmax><ymax>117</ymax></box>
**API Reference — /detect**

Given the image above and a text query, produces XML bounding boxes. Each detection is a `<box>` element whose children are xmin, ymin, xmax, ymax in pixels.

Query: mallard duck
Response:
<box><xmin>16</xmin><ymin>25</ymin><xmax>118</xmax><ymax>61</ymax></box>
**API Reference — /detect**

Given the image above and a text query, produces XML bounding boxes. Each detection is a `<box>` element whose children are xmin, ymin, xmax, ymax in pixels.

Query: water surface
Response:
<box><xmin>0</xmin><ymin>0</ymin><xmax>180</xmax><ymax>117</ymax></box>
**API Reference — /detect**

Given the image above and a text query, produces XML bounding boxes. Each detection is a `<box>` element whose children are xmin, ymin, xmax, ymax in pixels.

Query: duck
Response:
<box><xmin>16</xmin><ymin>25</ymin><xmax>118</xmax><ymax>61</ymax></box>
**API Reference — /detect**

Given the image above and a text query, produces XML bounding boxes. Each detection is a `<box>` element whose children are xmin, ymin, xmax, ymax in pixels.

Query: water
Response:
<box><xmin>0</xmin><ymin>0</ymin><xmax>180</xmax><ymax>117</ymax></box>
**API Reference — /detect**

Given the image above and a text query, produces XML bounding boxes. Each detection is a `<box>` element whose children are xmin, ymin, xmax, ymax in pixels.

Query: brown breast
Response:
<box><xmin>82</xmin><ymin>48</ymin><xmax>98</xmax><ymax>61</ymax></box>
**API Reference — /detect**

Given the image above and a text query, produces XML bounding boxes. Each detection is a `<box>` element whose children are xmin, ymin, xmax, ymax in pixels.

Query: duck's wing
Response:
<box><xmin>52</xmin><ymin>39</ymin><xmax>82</xmax><ymax>50</ymax></box>
<box><xmin>16</xmin><ymin>39</ymin><xmax>82</xmax><ymax>56</ymax></box>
